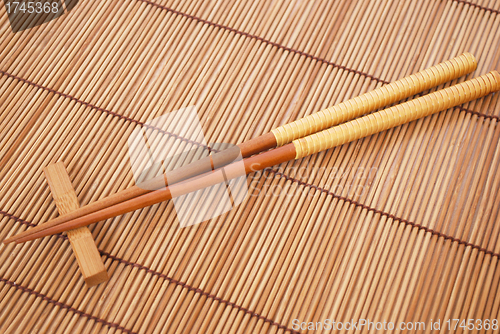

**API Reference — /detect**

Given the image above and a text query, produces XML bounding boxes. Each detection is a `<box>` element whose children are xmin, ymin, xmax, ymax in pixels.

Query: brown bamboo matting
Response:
<box><xmin>1</xmin><ymin>0</ymin><xmax>500</xmax><ymax>333</ymax></box>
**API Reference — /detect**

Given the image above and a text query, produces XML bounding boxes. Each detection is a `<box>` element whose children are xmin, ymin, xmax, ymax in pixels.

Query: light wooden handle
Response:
<box><xmin>293</xmin><ymin>71</ymin><xmax>500</xmax><ymax>159</ymax></box>
<box><xmin>272</xmin><ymin>52</ymin><xmax>477</xmax><ymax>146</ymax></box>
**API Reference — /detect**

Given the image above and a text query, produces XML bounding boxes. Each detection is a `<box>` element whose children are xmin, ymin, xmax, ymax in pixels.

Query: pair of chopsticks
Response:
<box><xmin>5</xmin><ymin>53</ymin><xmax>500</xmax><ymax>244</ymax></box>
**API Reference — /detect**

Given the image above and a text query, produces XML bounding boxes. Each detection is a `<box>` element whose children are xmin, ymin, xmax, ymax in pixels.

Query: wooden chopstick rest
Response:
<box><xmin>272</xmin><ymin>52</ymin><xmax>477</xmax><ymax>145</ymax></box>
<box><xmin>44</xmin><ymin>162</ymin><xmax>108</xmax><ymax>286</ymax></box>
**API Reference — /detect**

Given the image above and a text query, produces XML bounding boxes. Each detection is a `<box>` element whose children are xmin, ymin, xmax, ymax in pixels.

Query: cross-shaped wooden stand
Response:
<box><xmin>43</xmin><ymin>162</ymin><xmax>108</xmax><ymax>286</ymax></box>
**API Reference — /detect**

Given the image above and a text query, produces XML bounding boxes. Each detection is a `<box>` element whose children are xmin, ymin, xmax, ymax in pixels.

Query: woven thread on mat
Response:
<box><xmin>0</xmin><ymin>211</ymin><xmax>300</xmax><ymax>334</ymax></box>
<box><xmin>137</xmin><ymin>0</ymin><xmax>388</xmax><ymax>85</ymax></box>
<box><xmin>1</xmin><ymin>69</ymin><xmax>498</xmax><ymax>126</ymax></box>
<box><xmin>0</xmin><ymin>277</ymin><xmax>137</xmax><ymax>334</ymax></box>
<box><xmin>452</xmin><ymin>0</ymin><xmax>500</xmax><ymax>15</ymax></box>
<box><xmin>138</xmin><ymin>0</ymin><xmax>500</xmax><ymax>69</ymax></box>
<box><xmin>2</xmin><ymin>206</ymin><xmax>496</xmax><ymax>334</ymax></box>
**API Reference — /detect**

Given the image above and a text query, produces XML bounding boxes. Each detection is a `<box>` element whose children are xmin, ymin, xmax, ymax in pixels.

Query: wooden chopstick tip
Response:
<box><xmin>3</xmin><ymin>235</ymin><xmax>26</xmax><ymax>244</ymax></box>
<box><xmin>3</xmin><ymin>231</ymin><xmax>37</xmax><ymax>244</ymax></box>
<box><xmin>3</xmin><ymin>237</ymin><xmax>15</xmax><ymax>244</ymax></box>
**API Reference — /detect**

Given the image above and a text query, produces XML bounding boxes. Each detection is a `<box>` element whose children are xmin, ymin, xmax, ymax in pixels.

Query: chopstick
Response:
<box><xmin>7</xmin><ymin>70</ymin><xmax>500</xmax><ymax>243</ymax></box>
<box><xmin>1</xmin><ymin>53</ymin><xmax>479</xmax><ymax>244</ymax></box>
<box><xmin>3</xmin><ymin>53</ymin><xmax>478</xmax><ymax>245</ymax></box>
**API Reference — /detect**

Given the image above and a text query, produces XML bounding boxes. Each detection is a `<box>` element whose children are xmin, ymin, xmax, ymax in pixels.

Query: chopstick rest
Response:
<box><xmin>43</xmin><ymin>162</ymin><xmax>108</xmax><ymax>286</ymax></box>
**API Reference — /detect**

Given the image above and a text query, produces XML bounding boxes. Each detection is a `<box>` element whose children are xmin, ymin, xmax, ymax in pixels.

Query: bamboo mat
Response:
<box><xmin>1</xmin><ymin>0</ymin><xmax>500</xmax><ymax>333</ymax></box>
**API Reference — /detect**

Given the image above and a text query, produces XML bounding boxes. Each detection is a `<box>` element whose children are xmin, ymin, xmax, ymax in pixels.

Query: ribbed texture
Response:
<box><xmin>272</xmin><ymin>52</ymin><xmax>477</xmax><ymax>146</ymax></box>
<box><xmin>2</xmin><ymin>2</ymin><xmax>500</xmax><ymax>333</ymax></box>
<box><xmin>294</xmin><ymin>71</ymin><xmax>500</xmax><ymax>159</ymax></box>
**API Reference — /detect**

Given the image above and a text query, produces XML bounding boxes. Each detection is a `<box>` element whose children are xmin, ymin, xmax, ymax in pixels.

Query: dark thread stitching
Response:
<box><xmin>137</xmin><ymin>0</ymin><xmax>388</xmax><ymax>85</ymax></box>
<box><xmin>0</xmin><ymin>211</ymin><xmax>36</xmax><ymax>227</ymax></box>
<box><xmin>99</xmin><ymin>250</ymin><xmax>300</xmax><ymax>333</ymax></box>
<box><xmin>137</xmin><ymin>0</ymin><xmax>500</xmax><ymax>86</ymax></box>
<box><xmin>0</xmin><ymin>276</ymin><xmax>138</xmax><ymax>334</ymax></box>
<box><xmin>452</xmin><ymin>0</ymin><xmax>500</xmax><ymax>15</ymax></box>
<box><xmin>0</xmin><ymin>211</ymin><xmax>300</xmax><ymax>334</ymax></box>
<box><xmin>261</xmin><ymin>170</ymin><xmax>500</xmax><ymax>259</ymax></box>
<box><xmin>2</xmin><ymin>173</ymin><xmax>498</xmax><ymax>330</ymax></box>
<box><xmin>0</xmin><ymin>70</ymin><xmax>208</xmax><ymax>150</ymax></box>
<box><xmin>1</xmin><ymin>70</ymin><xmax>499</xmax><ymax>127</ymax></box>
<box><xmin>457</xmin><ymin>105</ymin><xmax>499</xmax><ymax>121</ymax></box>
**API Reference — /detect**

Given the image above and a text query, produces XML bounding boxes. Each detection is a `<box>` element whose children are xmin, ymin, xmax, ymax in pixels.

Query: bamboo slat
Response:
<box><xmin>1</xmin><ymin>1</ymin><xmax>500</xmax><ymax>333</ymax></box>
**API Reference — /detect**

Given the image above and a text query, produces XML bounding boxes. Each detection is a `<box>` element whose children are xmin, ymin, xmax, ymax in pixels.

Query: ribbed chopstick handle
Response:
<box><xmin>272</xmin><ymin>53</ymin><xmax>477</xmax><ymax>146</ymax></box>
<box><xmin>293</xmin><ymin>71</ymin><xmax>500</xmax><ymax>159</ymax></box>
